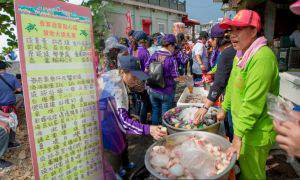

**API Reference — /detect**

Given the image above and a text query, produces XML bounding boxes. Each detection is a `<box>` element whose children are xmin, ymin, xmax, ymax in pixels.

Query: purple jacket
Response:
<box><xmin>99</xmin><ymin>70</ymin><xmax>150</xmax><ymax>155</ymax></box>
<box><xmin>175</xmin><ymin>49</ymin><xmax>189</xmax><ymax>66</ymax></box>
<box><xmin>100</xmin><ymin>98</ymin><xmax>150</xmax><ymax>155</ymax></box>
<box><xmin>118</xmin><ymin>108</ymin><xmax>150</xmax><ymax>135</ymax></box>
<box><xmin>209</xmin><ymin>48</ymin><xmax>220</xmax><ymax>69</ymax></box>
<box><xmin>130</xmin><ymin>45</ymin><xmax>150</xmax><ymax>71</ymax></box>
<box><xmin>128</xmin><ymin>46</ymin><xmax>133</xmax><ymax>56</ymax></box>
<box><xmin>146</xmin><ymin>50</ymin><xmax>179</xmax><ymax>95</ymax></box>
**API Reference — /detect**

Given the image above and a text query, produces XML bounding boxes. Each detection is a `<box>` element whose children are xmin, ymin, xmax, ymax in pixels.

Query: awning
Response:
<box><xmin>142</xmin><ymin>19</ymin><xmax>151</xmax><ymax>35</ymax></box>
<box><xmin>182</xmin><ymin>15</ymin><xmax>200</xmax><ymax>26</ymax></box>
<box><xmin>142</xmin><ymin>19</ymin><xmax>151</xmax><ymax>24</ymax></box>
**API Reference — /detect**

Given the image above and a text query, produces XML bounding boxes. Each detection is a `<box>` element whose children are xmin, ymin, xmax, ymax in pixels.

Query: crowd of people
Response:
<box><xmin>0</xmin><ymin>8</ymin><xmax>300</xmax><ymax>180</ymax></box>
<box><xmin>98</xmin><ymin>9</ymin><xmax>300</xmax><ymax>180</ymax></box>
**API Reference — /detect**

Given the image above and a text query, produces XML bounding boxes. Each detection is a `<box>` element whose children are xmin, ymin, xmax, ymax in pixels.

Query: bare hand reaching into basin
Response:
<box><xmin>193</xmin><ymin>107</ymin><xmax>208</xmax><ymax>125</ymax></box>
<box><xmin>150</xmin><ymin>125</ymin><xmax>168</xmax><ymax>140</ymax></box>
<box><xmin>216</xmin><ymin>109</ymin><xmax>226</xmax><ymax>122</ymax></box>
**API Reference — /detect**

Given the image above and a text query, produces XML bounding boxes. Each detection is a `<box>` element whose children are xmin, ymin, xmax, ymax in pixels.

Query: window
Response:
<box><xmin>158</xmin><ymin>23</ymin><xmax>165</xmax><ymax>33</ymax></box>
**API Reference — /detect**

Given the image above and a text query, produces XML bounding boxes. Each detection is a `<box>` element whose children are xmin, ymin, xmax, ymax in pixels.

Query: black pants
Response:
<box><xmin>192</xmin><ymin>73</ymin><xmax>202</xmax><ymax>81</ymax></box>
<box><xmin>189</xmin><ymin>56</ymin><xmax>193</xmax><ymax>74</ymax></box>
<box><xmin>121</xmin><ymin>147</ymin><xmax>129</xmax><ymax>167</ymax></box>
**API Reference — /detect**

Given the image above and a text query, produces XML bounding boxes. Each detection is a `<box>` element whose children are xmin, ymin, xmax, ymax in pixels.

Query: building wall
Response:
<box><xmin>199</xmin><ymin>23</ymin><xmax>214</xmax><ymax>32</ymax></box>
<box><xmin>106</xmin><ymin>2</ymin><xmax>183</xmax><ymax>37</ymax></box>
<box><xmin>106</xmin><ymin>6</ymin><xmax>128</xmax><ymax>36</ymax></box>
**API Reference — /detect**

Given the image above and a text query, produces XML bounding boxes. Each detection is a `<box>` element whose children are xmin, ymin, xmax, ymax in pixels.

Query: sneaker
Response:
<box><xmin>8</xmin><ymin>141</ymin><xmax>21</xmax><ymax>149</ymax></box>
<box><xmin>0</xmin><ymin>159</ymin><xmax>12</xmax><ymax>169</ymax></box>
<box><xmin>118</xmin><ymin>168</ymin><xmax>127</xmax><ymax>177</ymax></box>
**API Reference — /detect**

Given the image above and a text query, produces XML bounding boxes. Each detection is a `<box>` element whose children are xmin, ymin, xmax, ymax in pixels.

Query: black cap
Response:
<box><xmin>133</xmin><ymin>31</ymin><xmax>148</xmax><ymax>41</ymax></box>
<box><xmin>118</xmin><ymin>55</ymin><xmax>149</xmax><ymax>81</ymax></box>
<box><xmin>128</xmin><ymin>30</ymin><xmax>135</xmax><ymax>36</ymax></box>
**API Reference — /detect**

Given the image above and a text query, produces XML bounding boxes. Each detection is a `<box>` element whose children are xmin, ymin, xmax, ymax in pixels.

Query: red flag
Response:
<box><xmin>125</xmin><ymin>10</ymin><xmax>133</xmax><ymax>34</ymax></box>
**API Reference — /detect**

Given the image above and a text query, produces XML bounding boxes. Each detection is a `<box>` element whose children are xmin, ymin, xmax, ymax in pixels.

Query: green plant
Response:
<box><xmin>0</xmin><ymin>0</ymin><xmax>17</xmax><ymax>49</ymax></box>
<box><xmin>81</xmin><ymin>0</ymin><xmax>112</xmax><ymax>52</ymax></box>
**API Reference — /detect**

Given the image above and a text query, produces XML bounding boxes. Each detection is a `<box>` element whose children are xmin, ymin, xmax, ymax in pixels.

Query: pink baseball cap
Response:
<box><xmin>290</xmin><ymin>0</ymin><xmax>300</xmax><ymax>15</ymax></box>
<box><xmin>220</xmin><ymin>9</ymin><xmax>261</xmax><ymax>32</ymax></box>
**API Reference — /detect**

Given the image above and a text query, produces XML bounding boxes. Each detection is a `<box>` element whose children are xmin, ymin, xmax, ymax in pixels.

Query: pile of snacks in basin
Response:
<box><xmin>184</xmin><ymin>93</ymin><xmax>207</xmax><ymax>103</ymax></box>
<box><xmin>162</xmin><ymin>107</ymin><xmax>220</xmax><ymax>134</ymax></box>
<box><xmin>177</xmin><ymin>87</ymin><xmax>208</xmax><ymax>108</ymax></box>
<box><xmin>145</xmin><ymin>131</ymin><xmax>237</xmax><ymax>179</ymax></box>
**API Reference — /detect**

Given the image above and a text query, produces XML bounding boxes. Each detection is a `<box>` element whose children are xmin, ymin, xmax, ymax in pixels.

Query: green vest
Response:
<box><xmin>222</xmin><ymin>46</ymin><xmax>280</xmax><ymax>146</ymax></box>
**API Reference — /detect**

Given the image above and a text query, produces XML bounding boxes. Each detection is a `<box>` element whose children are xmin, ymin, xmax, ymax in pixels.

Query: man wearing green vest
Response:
<box><xmin>218</xmin><ymin>10</ymin><xmax>280</xmax><ymax>179</ymax></box>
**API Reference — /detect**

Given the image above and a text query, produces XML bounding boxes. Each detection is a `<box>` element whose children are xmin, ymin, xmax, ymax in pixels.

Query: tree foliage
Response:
<box><xmin>81</xmin><ymin>0</ymin><xmax>112</xmax><ymax>52</ymax></box>
<box><xmin>0</xmin><ymin>0</ymin><xmax>17</xmax><ymax>49</ymax></box>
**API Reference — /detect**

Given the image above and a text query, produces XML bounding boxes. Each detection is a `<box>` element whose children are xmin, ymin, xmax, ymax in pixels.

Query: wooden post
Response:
<box><xmin>264</xmin><ymin>0</ymin><xmax>276</xmax><ymax>42</ymax></box>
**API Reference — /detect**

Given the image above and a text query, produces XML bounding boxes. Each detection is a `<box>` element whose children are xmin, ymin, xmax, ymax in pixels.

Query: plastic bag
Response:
<box><xmin>0</xmin><ymin>112</ymin><xmax>18</xmax><ymax>132</ymax></box>
<box><xmin>174</xmin><ymin>140</ymin><xmax>216</xmax><ymax>179</ymax></box>
<box><xmin>267</xmin><ymin>93</ymin><xmax>293</xmax><ymax>121</ymax></box>
<box><xmin>99</xmin><ymin>70</ymin><xmax>129</xmax><ymax>110</ymax></box>
<box><xmin>151</xmin><ymin>154</ymin><xmax>170</xmax><ymax>168</ymax></box>
<box><xmin>178</xmin><ymin>107</ymin><xmax>198</xmax><ymax>122</ymax></box>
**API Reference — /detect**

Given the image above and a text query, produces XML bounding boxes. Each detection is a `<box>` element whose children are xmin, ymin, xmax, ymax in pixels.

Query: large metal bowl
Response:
<box><xmin>145</xmin><ymin>131</ymin><xmax>237</xmax><ymax>179</ymax></box>
<box><xmin>162</xmin><ymin>106</ymin><xmax>220</xmax><ymax>134</ymax></box>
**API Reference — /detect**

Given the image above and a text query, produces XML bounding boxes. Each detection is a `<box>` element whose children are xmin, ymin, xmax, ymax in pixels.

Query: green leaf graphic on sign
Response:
<box><xmin>80</xmin><ymin>30</ymin><xmax>88</xmax><ymax>37</ymax></box>
<box><xmin>25</xmin><ymin>23</ymin><xmax>37</xmax><ymax>32</ymax></box>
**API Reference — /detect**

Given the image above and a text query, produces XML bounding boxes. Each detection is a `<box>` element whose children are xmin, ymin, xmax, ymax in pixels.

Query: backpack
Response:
<box><xmin>146</xmin><ymin>54</ymin><xmax>168</xmax><ymax>88</ymax></box>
